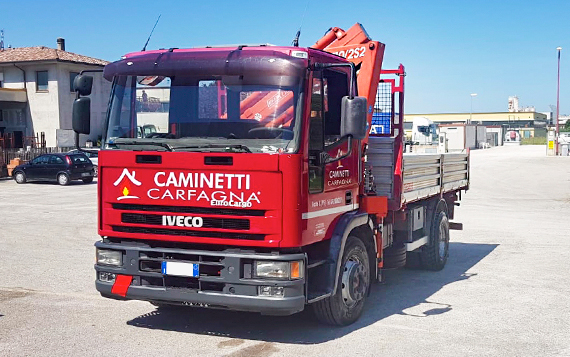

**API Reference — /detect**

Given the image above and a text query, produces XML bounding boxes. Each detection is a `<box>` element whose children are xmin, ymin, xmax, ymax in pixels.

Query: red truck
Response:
<box><xmin>72</xmin><ymin>23</ymin><xmax>468</xmax><ymax>325</ymax></box>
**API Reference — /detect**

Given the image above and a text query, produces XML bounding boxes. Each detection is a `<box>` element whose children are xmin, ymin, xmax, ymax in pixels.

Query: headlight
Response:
<box><xmin>254</xmin><ymin>260</ymin><xmax>304</xmax><ymax>279</ymax></box>
<box><xmin>96</xmin><ymin>249</ymin><xmax>122</xmax><ymax>266</ymax></box>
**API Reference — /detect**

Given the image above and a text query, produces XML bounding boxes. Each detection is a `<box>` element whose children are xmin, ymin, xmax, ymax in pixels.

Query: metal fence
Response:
<box><xmin>1</xmin><ymin>147</ymin><xmax>75</xmax><ymax>167</ymax></box>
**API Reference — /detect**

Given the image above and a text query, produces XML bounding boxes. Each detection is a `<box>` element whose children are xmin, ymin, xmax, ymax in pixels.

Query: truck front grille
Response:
<box><xmin>137</xmin><ymin>250</ymin><xmax>225</xmax><ymax>292</ymax></box>
<box><xmin>121</xmin><ymin>213</ymin><xmax>250</xmax><ymax>230</ymax></box>
<box><xmin>112</xmin><ymin>225</ymin><xmax>265</xmax><ymax>240</ymax></box>
<box><xmin>112</xmin><ymin>203</ymin><xmax>265</xmax><ymax>217</ymax></box>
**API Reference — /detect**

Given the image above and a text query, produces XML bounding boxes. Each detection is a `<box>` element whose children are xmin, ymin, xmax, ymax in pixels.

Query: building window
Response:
<box><xmin>36</xmin><ymin>71</ymin><xmax>48</xmax><ymax>91</ymax></box>
<box><xmin>0</xmin><ymin>71</ymin><xmax>3</xmax><ymax>87</ymax></box>
<box><xmin>70</xmin><ymin>72</ymin><xmax>79</xmax><ymax>92</ymax></box>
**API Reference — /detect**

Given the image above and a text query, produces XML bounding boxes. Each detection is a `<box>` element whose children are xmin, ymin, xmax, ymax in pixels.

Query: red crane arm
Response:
<box><xmin>312</xmin><ymin>23</ymin><xmax>385</xmax><ymax>145</ymax></box>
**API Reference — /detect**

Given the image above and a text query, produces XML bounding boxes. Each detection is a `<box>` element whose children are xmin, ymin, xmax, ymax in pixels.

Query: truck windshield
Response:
<box><xmin>104</xmin><ymin>75</ymin><xmax>303</xmax><ymax>153</ymax></box>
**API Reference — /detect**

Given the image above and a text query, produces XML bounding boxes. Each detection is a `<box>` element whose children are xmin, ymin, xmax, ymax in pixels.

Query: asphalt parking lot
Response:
<box><xmin>1</xmin><ymin>145</ymin><xmax>569</xmax><ymax>357</ymax></box>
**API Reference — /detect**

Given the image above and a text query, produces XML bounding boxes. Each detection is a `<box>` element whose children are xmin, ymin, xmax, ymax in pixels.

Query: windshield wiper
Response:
<box><xmin>172</xmin><ymin>144</ymin><xmax>252</xmax><ymax>153</ymax></box>
<box><xmin>109</xmin><ymin>141</ymin><xmax>173</xmax><ymax>152</ymax></box>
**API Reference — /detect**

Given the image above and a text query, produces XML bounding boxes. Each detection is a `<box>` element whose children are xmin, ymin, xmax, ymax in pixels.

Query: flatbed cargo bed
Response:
<box><xmin>402</xmin><ymin>153</ymin><xmax>469</xmax><ymax>204</ymax></box>
<box><xmin>367</xmin><ymin>137</ymin><xmax>469</xmax><ymax>205</ymax></box>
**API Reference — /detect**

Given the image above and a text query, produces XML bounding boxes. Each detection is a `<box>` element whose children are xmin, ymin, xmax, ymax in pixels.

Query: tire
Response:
<box><xmin>14</xmin><ymin>171</ymin><xmax>26</xmax><ymax>184</ymax></box>
<box><xmin>383</xmin><ymin>243</ymin><xmax>407</xmax><ymax>269</ymax></box>
<box><xmin>82</xmin><ymin>177</ymin><xmax>94</xmax><ymax>184</ymax></box>
<box><xmin>57</xmin><ymin>173</ymin><xmax>70</xmax><ymax>186</ymax></box>
<box><xmin>313</xmin><ymin>236</ymin><xmax>370</xmax><ymax>326</ymax></box>
<box><xmin>420</xmin><ymin>204</ymin><xmax>450</xmax><ymax>271</ymax></box>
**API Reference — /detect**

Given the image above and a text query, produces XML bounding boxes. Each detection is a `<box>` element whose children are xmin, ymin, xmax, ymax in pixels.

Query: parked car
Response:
<box><xmin>12</xmin><ymin>153</ymin><xmax>95</xmax><ymax>185</ymax></box>
<box><xmin>68</xmin><ymin>149</ymin><xmax>99</xmax><ymax>176</ymax></box>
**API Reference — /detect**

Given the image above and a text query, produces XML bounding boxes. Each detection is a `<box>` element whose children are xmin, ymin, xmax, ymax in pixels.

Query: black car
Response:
<box><xmin>68</xmin><ymin>149</ymin><xmax>99</xmax><ymax>176</ymax></box>
<box><xmin>12</xmin><ymin>153</ymin><xmax>95</xmax><ymax>185</ymax></box>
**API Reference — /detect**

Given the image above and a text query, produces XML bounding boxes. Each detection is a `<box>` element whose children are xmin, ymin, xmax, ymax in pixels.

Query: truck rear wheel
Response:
<box><xmin>420</xmin><ymin>205</ymin><xmax>449</xmax><ymax>271</ymax></box>
<box><xmin>313</xmin><ymin>236</ymin><xmax>370</xmax><ymax>326</ymax></box>
<box><xmin>383</xmin><ymin>243</ymin><xmax>407</xmax><ymax>269</ymax></box>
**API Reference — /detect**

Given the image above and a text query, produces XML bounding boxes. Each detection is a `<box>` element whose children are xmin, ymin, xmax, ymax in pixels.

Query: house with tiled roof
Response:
<box><xmin>0</xmin><ymin>38</ymin><xmax>111</xmax><ymax>148</ymax></box>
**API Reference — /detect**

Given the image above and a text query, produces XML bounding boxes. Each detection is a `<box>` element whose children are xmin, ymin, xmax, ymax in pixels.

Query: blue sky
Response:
<box><xmin>2</xmin><ymin>0</ymin><xmax>569</xmax><ymax>114</ymax></box>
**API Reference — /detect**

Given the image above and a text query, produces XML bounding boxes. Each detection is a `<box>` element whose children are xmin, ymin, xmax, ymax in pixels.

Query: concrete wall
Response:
<box><xmin>24</xmin><ymin>63</ymin><xmax>61</xmax><ymax>146</ymax></box>
<box><xmin>486</xmin><ymin>127</ymin><xmax>504</xmax><ymax>146</ymax></box>
<box><xmin>56</xmin><ymin>63</ymin><xmax>111</xmax><ymax>145</ymax></box>
<box><xmin>476</xmin><ymin>125</ymin><xmax>487</xmax><ymax>147</ymax></box>
<box><xmin>1</xmin><ymin>66</ymin><xmax>26</xmax><ymax>90</ymax></box>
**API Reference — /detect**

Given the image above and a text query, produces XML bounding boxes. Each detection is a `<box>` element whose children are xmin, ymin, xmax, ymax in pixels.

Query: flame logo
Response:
<box><xmin>116</xmin><ymin>174</ymin><xmax>140</xmax><ymax>200</ymax></box>
<box><xmin>336</xmin><ymin>148</ymin><xmax>345</xmax><ymax>168</ymax></box>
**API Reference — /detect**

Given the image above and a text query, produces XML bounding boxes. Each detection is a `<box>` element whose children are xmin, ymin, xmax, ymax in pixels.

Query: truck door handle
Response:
<box><xmin>345</xmin><ymin>191</ymin><xmax>352</xmax><ymax>205</ymax></box>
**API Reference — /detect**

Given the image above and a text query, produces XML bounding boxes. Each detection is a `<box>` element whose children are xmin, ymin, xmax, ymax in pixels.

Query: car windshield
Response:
<box><xmin>104</xmin><ymin>75</ymin><xmax>304</xmax><ymax>153</ymax></box>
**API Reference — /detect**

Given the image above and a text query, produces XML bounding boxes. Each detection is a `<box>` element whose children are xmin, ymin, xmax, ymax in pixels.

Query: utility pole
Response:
<box><xmin>469</xmin><ymin>93</ymin><xmax>477</xmax><ymax>124</ymax></box>
<box><xmin>556</xmin><ymin>47</ymin><xmax>562</xmax><ymax>155</ymax></box>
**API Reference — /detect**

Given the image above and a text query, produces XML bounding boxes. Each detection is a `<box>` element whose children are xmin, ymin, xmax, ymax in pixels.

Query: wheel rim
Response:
<box><xmin>15</xmin><ymin>173</ymin><xmax>23</xmax><ymax>183</ymax></box>
<box><xmin>438</xmin><ymin>218</ymin><xmax>449</xmax><ymax>259</ymax></box>
<box><xmin>58</xmin><ymin>174</ymin><xmax>68</xmax><ymax>185</ymax></box>
<box><xmin>341</xmin><ymin>256</ymin><xmax>369</xmax><ymax>308</ymax></box>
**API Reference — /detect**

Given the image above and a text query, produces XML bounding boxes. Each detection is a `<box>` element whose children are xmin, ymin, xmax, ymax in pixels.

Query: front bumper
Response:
<box><xmin>94</xmin><ymin>240</ymin><xmax>306</xmax><ymax>315</ymax></box>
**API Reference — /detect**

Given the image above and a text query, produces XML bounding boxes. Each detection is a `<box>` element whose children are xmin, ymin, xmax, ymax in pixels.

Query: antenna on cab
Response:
<box><xmin>142</xmin><ymin>14</ymin><xmax>162</xmax><ymax>51</ymax></box>
<box><xmin>291</xmin><ymin>0</ymin><xmax>309</xmax><ymax>47</ymax></box>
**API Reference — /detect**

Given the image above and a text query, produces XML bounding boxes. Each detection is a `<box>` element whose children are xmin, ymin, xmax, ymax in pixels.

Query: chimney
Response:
<box><xmin>57</xmin><ymin>38</ymin><xmax>65</xmax><ymax>51</ymax></box>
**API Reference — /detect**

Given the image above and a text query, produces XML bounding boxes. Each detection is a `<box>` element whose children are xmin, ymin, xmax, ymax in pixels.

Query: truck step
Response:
<box><xmin>406</xmin><ymin>236</ymin><xmax>428</xmax><ymax>251</ymax></box>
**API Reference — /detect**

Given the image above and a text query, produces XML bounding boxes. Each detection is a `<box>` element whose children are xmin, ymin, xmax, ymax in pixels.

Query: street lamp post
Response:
<box><xmin>556</xmin><ymin>47</ymin><xmax>562</xmax><ymax>155</ymax></box>
<box><xmin>469</xmin><ymin>93</ymin><xmax>477</xmax><ymax>124</ymax></box>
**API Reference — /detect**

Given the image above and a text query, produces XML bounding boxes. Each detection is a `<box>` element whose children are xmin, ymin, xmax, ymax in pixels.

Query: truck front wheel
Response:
<box><xmin>313</xmin><ymin>236</ymin><xmax>370</xmax><ymax>326</ymax></box>
<box><xmin>420</xmin><ymin>205</ymin><xmax>450</xmax><ymax>271</ymax></box>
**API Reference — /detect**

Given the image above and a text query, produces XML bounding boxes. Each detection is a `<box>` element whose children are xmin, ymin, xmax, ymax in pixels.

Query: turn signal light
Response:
<box><xmin>290</xmin><ymin>261</ymin><xmax>302</xmax><ymax>279</ymax></box>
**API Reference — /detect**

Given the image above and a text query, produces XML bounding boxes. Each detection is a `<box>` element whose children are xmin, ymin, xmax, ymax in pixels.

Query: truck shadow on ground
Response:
<box><xmin>127</xmin><ymin>242</ymin><xmax>497</xmax><ymax>344</ymax></box>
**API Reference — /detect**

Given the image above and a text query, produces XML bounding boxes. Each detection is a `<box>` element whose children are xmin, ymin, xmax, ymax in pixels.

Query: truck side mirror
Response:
<box><xmin>72</xmin><ymin>97</ymin><xmax>91</xmax><ymax>134</ymax></box>
<box><xmin>341</xmin><ymin>96</ymin><xmax>367</xmax><ymax>140</ymax></box>
<box><xmin>73</xmin><ymin>75</ymin><xmax>93</xmax><ymax>96</ymax></box>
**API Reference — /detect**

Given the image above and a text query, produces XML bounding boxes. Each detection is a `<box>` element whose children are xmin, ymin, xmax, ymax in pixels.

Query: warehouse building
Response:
<box><xmin>403</xmin><ymin>111</ymin><xmax>549</xmax><ymax>141</ymax></box>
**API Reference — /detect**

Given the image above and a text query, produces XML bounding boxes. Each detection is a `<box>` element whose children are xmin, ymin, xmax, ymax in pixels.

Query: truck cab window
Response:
<box><xmin>308</xmin><ymin>69</ymin><xmax>350</xmax><ymax>193</ymax></box>
<box><xmin>308</xmin><ymin>72</ymin><xmax>325</xmax><ymax>193</ymax></box>
<box><xmin>105</xmin><ymin>74</ymin><xmax>302</xmax><ymax>153</ymax></box>
<box><xmin>323</xmin><ymin>69</ymin><xmax>349</xmax><ymax>148</ymax></box>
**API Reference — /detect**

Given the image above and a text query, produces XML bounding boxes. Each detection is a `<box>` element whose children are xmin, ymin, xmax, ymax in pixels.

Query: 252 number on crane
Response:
<box><xmin>332</xmin><ymin>46</ymin><xmax>366</xmax><ymax>60</ymax></box>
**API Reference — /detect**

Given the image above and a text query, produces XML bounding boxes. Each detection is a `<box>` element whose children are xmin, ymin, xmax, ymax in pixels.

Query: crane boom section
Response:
<box><xmin>312</xmin><ymin>23</ymin><xmax>385</xmax><ymax>145</ymax></box>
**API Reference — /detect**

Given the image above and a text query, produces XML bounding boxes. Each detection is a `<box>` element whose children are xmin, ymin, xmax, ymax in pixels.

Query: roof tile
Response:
<box><xmin>0</xmin><ymin>46</ymin><xmax>108</xmax><ymax>66</ymax></box>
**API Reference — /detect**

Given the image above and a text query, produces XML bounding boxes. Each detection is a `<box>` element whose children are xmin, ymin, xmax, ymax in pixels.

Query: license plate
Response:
<box><xmin>161</xmin><ymin>261</ymin><xmax>199</xmax><ymax>277</ymax></box>
<box><xmin>81</xmin><ymin>172</ymin><xmax>90</xmax><ymax>177</ymax></box>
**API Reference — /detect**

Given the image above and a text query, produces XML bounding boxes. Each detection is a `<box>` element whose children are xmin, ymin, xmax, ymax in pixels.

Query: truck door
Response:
<box><xmin>306</xmin><ymin>69</ymin><xmax>360</xmax><ymax>244</ymax></box>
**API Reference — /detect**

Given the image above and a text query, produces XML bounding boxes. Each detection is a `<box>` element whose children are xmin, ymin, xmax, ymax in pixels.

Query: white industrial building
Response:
<box><xmin>0</xmin><ymin>38</ymin><xmax>110</xmax><ymax>148</ymax></box>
